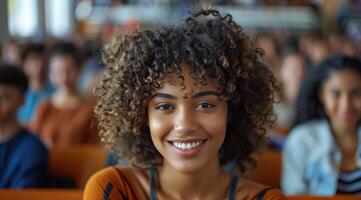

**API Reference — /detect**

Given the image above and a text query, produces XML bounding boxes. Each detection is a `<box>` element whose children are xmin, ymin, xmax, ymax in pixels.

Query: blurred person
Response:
<box><xmin>17</xmin><ymin>43</ymin><xmax>55</xmax><ymax>125</ymax></box>
<box><xmin>0</xmin><ymin>64</ymin><xmax>48</xmax><ymax>188</ymax></box>
<box><xmin>340</xmin><ymin>38</ymin><xmax>359</xmax><ymax>57</ymax></box>
<box><xmin>274</xmin><ymin>51</ymin><xmax>307</xmax><ymax>128</ymax></box>
<box><xmin>78</xmin><ymin>56</ymin><xmax>104</xmax><ymax>98</ymax></box>
<box><xmin>282</xmin><ymin>55</ymin><xmax>361</xmax><ymax>195</ymax></box>
<box><xmin>30</xmin><ymin>42</ymin><xmax>98</xmax><ymax>148</ymax></box>
<box><xmin>1</xmin><ymin>38</ymin><xmax>21</xmax><ymax>66</ymax></box>
<box><xmin>328</xmin><ymin>33</ymin><xmax>359</xmax><ymax>57</ymax></box>
<box><xmin>77</xmin><ymin>40</ymin><xmax>105</xmax><ymax>98</ymax></box>
<box><xmin>300</xmin><ymin>32</ymin><xmax>331</xmax><ymax>67</ymax></box>
<box><xmin>255</xmin><ymin>33</ymin><xmax>281</xmax><ymax>77</ymax></box>
<box><xmin>84</xmin><ymin>8</ymin><xmax>286</xmax><ymax>200</ymax></box>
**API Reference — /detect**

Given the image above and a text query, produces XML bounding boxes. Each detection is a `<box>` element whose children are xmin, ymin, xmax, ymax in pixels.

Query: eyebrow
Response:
<box><xmin>151</xmin><ymin>93</ymin><xmax>177</xmax><ymax>99</ymax></box>
<box><xmin>192</xmin><ymin>91</ymin><xmax>220</xmax><ymax>99</ymax></box>
<box><xmin>151</xmin><ymin>91</ymin><xmax>220</xmax><ymax>99</ymax></box>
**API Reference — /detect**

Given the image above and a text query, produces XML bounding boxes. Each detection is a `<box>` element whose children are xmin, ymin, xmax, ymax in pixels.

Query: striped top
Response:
<box><xmin>337</xmin><ymin>169</ymin><xmax>361</xmax><ymax>195</ymax></box>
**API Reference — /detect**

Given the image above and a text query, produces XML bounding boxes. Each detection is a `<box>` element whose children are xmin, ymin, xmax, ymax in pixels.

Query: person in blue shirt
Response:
<box><xmin>282</xmin><ymin>55</ymin><xmax>361</xmax><ymax>195</ymax></box>
<box><xmin>17</xmin><ymin>43</ymin><xmax>55</xmax><ymax>125</ymax></box>
<box><xmin>0</xmin><ymin>64</ymin><xmax>48</xmax><ymax>188</ymax></box>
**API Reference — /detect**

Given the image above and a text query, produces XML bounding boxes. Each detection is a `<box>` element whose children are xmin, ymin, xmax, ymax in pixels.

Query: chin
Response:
<box><xmin>169</xmin><ymin>160</ymin><xmax>206</xmax><ymax>174</ymax></box>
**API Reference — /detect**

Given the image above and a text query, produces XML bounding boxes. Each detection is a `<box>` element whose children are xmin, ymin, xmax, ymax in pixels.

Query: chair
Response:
<box><xmin>49</xmin><ymin>145</ymin><xmax>106</xmax><ymax>188</ymax></box>
<box><xmin>0</xmin><ymin>189</ymin><xmax>83</xmax><ymax>200</ymax></box>
<box><xmin>244</xmin><ymin>149</ymin><xmax>282</xmax><ymax>189</ymax></box>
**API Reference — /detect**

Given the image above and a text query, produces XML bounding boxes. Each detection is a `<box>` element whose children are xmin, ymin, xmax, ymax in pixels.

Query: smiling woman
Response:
<box><xmin>147</xmin><ymin>63</ymin><xmax>228</xmax><ymax>174</ymax></box>
<box><xmin>84</xmin><ymin>7</ymin><xmax>286</xmax><ymax>200</ymax></box>
<box><xmin>282</xmin><ymin>55</ymin><xmax>361</xmax><ymax>195</ymax></box>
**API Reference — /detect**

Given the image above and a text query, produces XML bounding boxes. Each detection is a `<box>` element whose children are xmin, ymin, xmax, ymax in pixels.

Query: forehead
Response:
<box><xmin>0</xmin><ymin>84</ymin><xmax>22</xmax><ymax>95</ymax></box>
<box><xmin>50</xmin><ymin>55</ymin><xmax>77</xmax><ymax>69</ymax></box>
<box><xmin>51</xmin><ymin>55</ymin><xmax>75</xmax><ymax>64</ymax></box>
<box><xmin>324</xmin><ymin>69</ymin><xmax>361</xmax><ymax>88</ymax></box>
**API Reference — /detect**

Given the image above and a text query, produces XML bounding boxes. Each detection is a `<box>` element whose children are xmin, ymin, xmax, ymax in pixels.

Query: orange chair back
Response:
<box><xmin>245</xmin><ymin>149</ymin><xmax>282</xmax><ymax>189</ymax></box>
<box><xmin>49</xmin><ymin>145</ymin><xmax>106</xmax><ymax>188</ymax></box>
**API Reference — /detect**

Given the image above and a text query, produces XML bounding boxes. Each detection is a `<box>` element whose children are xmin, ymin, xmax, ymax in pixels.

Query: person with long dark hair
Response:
<box><xmin>282</xmin><ymin>54</ymin><xmax>361</xmax><ymax>195</ymax></box>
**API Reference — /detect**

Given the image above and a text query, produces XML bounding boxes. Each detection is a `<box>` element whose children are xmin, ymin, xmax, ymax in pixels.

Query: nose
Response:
<box><xmin>174</xmin><ymin>106</ymin><xmax>198</xmax><ymax>134</ymax></box>
<box><xmin>339</xmin><ymin>95</ymin><xmax>353</xmax><ymax>112</ymax></box>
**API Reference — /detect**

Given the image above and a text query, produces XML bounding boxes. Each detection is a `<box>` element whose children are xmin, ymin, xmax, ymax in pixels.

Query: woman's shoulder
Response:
<box><xmin>286</xmin><ymin>119</ymin><xmax>330</xmax><ymax>146</ymax></box>
<box><xmin>236</xmin><ymin>178</ymin><xmax>287</xmax><ymax>200</ymax></box>
<box><xmin>85</xmin><ymin>166</ymin><xmax>147</xmax><ymax>186</ymax></box>
<box><xmin>83</xmin><ymin>167</ymin><xmax>148</xmax><ymax>200</ymax></box>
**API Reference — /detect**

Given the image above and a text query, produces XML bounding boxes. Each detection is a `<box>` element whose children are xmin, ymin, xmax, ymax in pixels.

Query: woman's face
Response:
<box><xmin>320</xmin><ymin>69</ymin><xmax>361</xmax><ymax>130</ymax></box>
<box><xmin>23</xmin><ymin>53</ymin><xmax>45</xmax><ymax>81</ymax></box>
<box><xmin>49</xmin><ymin>55</ymin><xmax>79</xmax><ymax>91</ymax></box>
<box><xmin>147</xmin><ymin>63</ymin><xmax>228</xmax><ymax>173</ymax></box>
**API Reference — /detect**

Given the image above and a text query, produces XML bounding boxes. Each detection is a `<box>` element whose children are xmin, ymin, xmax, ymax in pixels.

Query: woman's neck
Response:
<box><xmin>331</xmin><ymin>122</ymin><xmax>359</xmax><ymax>153</ymax></box>
<box><xmin>331</xmin><ymin>122</ymin><xmax>359</xmax><ymax>171</ymax></box>
<box><xmin>331</xmin><ymin>122</ymin><xmax>358</xmax><ymax>138</ymax></box>
<box><xmin>52</xmin><ymin>90</ymin><xmax>83</xmax><ymax>109</ymax></box>
<box><xmin>29</xmin><ymin>79</ymin><xmax>45</xmax><ymax>91</ymax></box>
<box><xmin>157</xmin><ymin>161</ymin><xmax>230</xmax><ymax>200</ymax></box>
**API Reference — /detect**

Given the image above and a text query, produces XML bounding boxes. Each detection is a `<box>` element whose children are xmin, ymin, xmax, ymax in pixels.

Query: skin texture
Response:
<box><xmin>23</xmin><ymin>53</ymin><xmax>44</xmax><ymax>82</ymax></box>
<box><xmin>148</xmin><ymin>63</ymin><xmax>228</xmax><ymax>174</ymax></box>
<box><xmin>320</xmin><ymin>69</ymin><xmax>361</xmax><ymax>131</ymax></box>
<box><xmin>49</xmin><ymin>55</ymin><xmax>79</xmax><ymax>93</ymax></box>
<box><xmin>146</xmin><ymin>63</ymin><xmax>230</xmax><ymax>199</ymax></box>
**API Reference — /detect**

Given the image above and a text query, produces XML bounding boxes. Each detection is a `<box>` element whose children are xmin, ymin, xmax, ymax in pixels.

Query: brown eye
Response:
<box><xmin>330</xmin><ymin>90</ymin><xmax>340</xmax><ymax>98</ymax></box>
<box><xmin>351</xmin><ymin>90</ymin><xmax>361</xmax><ymax>97</ymax></box>
<box><xmin>196</xmin><ymin>102</ymin><xmax>215</xmax><ymax>110</ymax></box>
<box><xmin>155</xmin><ymin>104</ymin><xmax>174</xmax><ymax>111</ymax></box>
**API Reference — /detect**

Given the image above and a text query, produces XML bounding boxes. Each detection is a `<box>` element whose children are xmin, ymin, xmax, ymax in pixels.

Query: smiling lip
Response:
<box><xmin>167</xmin><ymin>139</ymin><xmax>207</xmax><ymax>158</ymax></box>
<box><xmin>339</xmin><ymin>113</ymin><xmax>355</xmax><ymax>121</ymax></box>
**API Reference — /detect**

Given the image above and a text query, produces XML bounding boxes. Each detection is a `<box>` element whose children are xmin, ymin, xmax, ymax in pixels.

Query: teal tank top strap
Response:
<box><xmin>150</xmin><ymin>165</ymin><xmax>157</xmax><ymax>200</ymax></box>
<box><xmin>227</xmin><ymin>174</ymin><xmax>239</xmax><ymax>200</ymax></box>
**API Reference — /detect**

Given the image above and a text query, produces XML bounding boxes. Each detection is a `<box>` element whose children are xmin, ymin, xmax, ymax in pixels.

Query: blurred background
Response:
<box><xmin>0</xmin><ymin>0</ymin><xmax>361</xmax><ymax>198</ymax></box>
<box><xmin>1</xmin><ymin>0</ymin><xmax>360</xmax><ymax>104</ymax></box>
<box><xmin>1</xmin><ymin>0</ymin><xmax>360</xmax><ymax>109</ymax></box>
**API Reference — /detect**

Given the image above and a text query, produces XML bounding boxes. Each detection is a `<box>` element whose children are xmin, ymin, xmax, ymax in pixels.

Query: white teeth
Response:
<box><xmin>173</xmin><ymin>141</ymin><xmax>203</xmax><ymax>150</ymax></box>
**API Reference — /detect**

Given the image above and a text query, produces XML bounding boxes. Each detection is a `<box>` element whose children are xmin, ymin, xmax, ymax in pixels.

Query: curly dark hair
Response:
<box><xmin>94</xmin><ymin>8</ymin><xmax>278</xmax><ymax>172</ymax></box>
<box><xmin>293</xmin><ymin>54</ymin><xmax>361</xmax><ymax>128</ymax></box>
<box><xmin>0</xmin><ymin>63</ymin><xmax>28</xmax><ymax>95</ymax></box>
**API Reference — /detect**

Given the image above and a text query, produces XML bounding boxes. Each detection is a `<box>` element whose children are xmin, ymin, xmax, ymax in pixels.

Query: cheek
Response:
<box><xmin>355</xmin><ymin>100</ymin><xmax>361</xmax><ymax>112</ymax></box>
<box><xmin>321</xmin><ymin>94</ymin><xmax>336</xmax><ymax>114</ymax></box>
<box><xmin>200</xmin><ymin>108</ymin><xmax>228</xmax><ymax>140</ymax></box>
<box><xmin>148</xmin><ymin>113</ymin><xmax>172</xmax><ymax>141</ymax></box>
